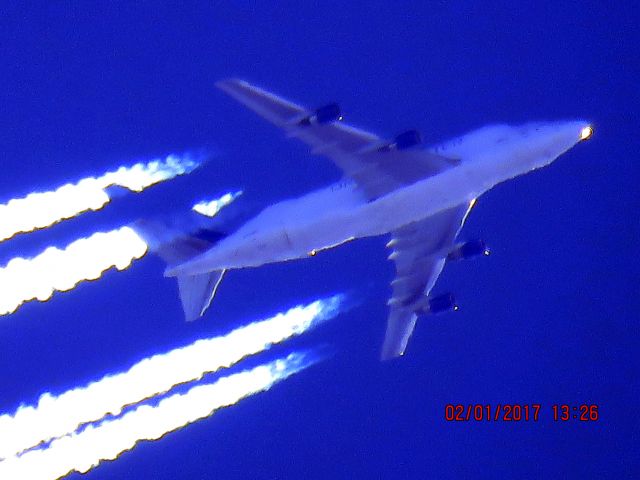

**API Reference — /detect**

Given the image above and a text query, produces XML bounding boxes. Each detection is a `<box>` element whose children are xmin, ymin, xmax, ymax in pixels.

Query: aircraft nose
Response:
<box><xmin>579</xmin><ymin>124</ymin><xmax>594</xmax><ymax>141</ymax></box>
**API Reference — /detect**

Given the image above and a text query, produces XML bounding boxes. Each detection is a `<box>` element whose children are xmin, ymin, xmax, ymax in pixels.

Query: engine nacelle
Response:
<box><xmin>378</xmin><ymin>129</ymin><xmax>422</xmax><ymax>152</ymax></box>
<box><xmin>447</xmin><ymin>240</ymin><xmax>490</xmax><ymax>261</ymax></box>
<box><xmin>425</xmin><ymin>293</ymin><xmax>458</xmax><ymax>314</ymax></box>
<box><xmin>298</xmin><ymin>103</ymin><xmax>342</xmax><ymax>126</ymax></box>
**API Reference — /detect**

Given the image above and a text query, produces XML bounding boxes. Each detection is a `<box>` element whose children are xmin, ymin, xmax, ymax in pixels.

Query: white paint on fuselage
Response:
<box><xmin>231</xmin><ymin>180</ymin><xmax>367</xmax><ymax>241</ymax></box>
<box><xmin>167</xmin><ymin>120</ymin><xmax>589</xmax><ymax>276</ymax></box>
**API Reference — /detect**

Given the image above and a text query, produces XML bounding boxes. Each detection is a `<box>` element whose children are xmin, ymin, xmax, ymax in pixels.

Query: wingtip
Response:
<box><xmin>380</xmin><ymin>337</ymin><xmax>407</xmax><ymax>361</ymax></box>
<box><xmin>380</xmin><ymin>349</ymin><xmax>403</xmax><ymax>361</ymax></box>
<box><xmin>182</xmin><ymin>309</ymin><xmax>202</xmax><ymax>322</ymax></box>
<box><xmin>164</xmin><ymin>266</ymin><xmax>178</xmax><ymax>278</ymax></box>
<box><xmin>215</xmin><ymin>78</ymin><xmax>248</xmax><ymax>92</ymax></box>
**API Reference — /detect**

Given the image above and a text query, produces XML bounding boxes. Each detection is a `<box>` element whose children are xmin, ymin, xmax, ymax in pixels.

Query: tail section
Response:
<box><xmin>130</xmin><ymin>218</ymin><xmax>227</xmax><ymax>321</ymax></box>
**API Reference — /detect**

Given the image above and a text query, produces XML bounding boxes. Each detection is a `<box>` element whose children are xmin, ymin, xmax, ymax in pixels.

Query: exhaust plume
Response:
<box><xmin>0</xmin><ymin>296</ymin><xmax>342</xmax><ymax>459</ymax></box>
<box><xmin>0</xmin><ymin>154</ymin><xmax>200</xmax><ymax>242</ymax></box>
<box><xmin>0</xmin><ymin>352</ymin><xmax>315</xmax><ymax>480</ymax></box>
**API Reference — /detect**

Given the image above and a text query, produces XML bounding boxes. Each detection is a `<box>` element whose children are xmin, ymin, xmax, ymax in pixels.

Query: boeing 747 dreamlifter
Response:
<box><xmin>136</xmin><ymin>79</ymin><xmax>592</xmax><ymax>359</ymax></box>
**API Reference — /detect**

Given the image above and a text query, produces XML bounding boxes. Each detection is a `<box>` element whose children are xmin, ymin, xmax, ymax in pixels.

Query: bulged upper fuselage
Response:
<box><xmin>166</xmin><ymin>120</ymin><xmax>591</xmax><ymax>277</ymax></box>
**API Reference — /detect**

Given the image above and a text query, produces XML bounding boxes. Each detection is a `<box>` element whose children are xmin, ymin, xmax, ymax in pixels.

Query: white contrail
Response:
<box><xmin>0</xmin><ymin>296</ymin><xmax>342</xmax><ymax>459</ymax></box>
<box><xmin>0</xmin><ymin>154</ymin><xmax>200</xmax><ymax>242</ymax></box>
<box><xmin>0</xmin><ymin>190</ymin><xmax>242</xmax><ymax>316</ymax></box>
<box><xmin>0</xmin><ymin>351</ymin><xmax>314</xmax><ymax>480</ymax></box>
<box><xmin>192</xmin><ymin>191</ymin><xmax>242</xmax><ymax>217</ymax></box>
<box><xmin>0</xmin><ymin>227</ymin><xmax>148</xmax><ymax>315</ymax></box>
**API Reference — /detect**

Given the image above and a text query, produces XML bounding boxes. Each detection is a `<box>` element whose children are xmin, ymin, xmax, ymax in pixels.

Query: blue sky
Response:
<box><xmin>0</xmin><ymin>2</ymin><xmax>638</xmax><ymax>479</ymax></box>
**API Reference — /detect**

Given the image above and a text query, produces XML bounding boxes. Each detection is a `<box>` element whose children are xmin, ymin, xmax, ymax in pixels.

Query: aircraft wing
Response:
<box><xmin>216</xmin><ymin>79</ymin><xmax>458</xmax><ymax>199</ymax></box>
<box><xmin>381</xmin><ymin>203</ymin><xmax>473</xmax><ymax>359</ymax></box>
<box><xmin>216</xmin><ymin>79</ymin><xmax>474</xmax><ymax>359</ymax></box>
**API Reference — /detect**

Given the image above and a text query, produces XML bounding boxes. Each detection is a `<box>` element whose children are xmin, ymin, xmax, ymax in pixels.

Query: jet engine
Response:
<box><xmin>447</xmin><ymin>240</ymin><xmax>490</xmax><ymax>261</ymax></box>
<box><xmin>425</xmin><ymin>293</ymin><xmax>458</xmax><ymax>314</ymax></box>
<box><xmin>298</xmin><ymin>103</ymin><xmax>342</xmax><ymax>126</ymax></box>
<box><xmin>378</xmin><ymin>129</ymin><xmax>422</xmax><ymax>152</ymax></box>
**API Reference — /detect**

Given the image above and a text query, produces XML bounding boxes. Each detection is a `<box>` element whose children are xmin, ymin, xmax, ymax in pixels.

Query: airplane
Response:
<box><xmin>134</xmin><ymin>79</ymin><xmax>593</xmax><ymax>360</ymax></box>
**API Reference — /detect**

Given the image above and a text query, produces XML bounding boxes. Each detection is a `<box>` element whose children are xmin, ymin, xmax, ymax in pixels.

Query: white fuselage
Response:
<box><xmin>167</xmin><ymin>121</ymin><xmax>590</xmax><ymax>277</ymax></box>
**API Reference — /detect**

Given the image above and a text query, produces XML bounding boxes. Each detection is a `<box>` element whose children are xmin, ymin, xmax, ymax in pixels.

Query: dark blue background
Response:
<box><xmin>1</xmin><ymin>2</ymin><xmax>638</xmax><ymax>478</ymax></box>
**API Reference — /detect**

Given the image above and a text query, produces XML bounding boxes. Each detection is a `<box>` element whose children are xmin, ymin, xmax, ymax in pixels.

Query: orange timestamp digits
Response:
<box><xmin>445</xmin><ymin>404</ymin><xmax>541</xmax><ymax>422</ymax></box>
<box><xmin>552</xmin><ymin>404</ymin><xmax>599</xmax><ymax>421</ymax></box>
<box><xmin>444</xmin><ymin>404</ymin><xmax>600</xmax><ymax>422</ymax></box>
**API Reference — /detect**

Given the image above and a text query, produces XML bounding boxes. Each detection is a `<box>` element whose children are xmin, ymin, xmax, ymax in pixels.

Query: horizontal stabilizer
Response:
<box><xmin>130</xmin><ymin>218</ymin><xmax>228</xmax><ymax>321</ymax></box>
<box><xmin>177</xmin><ymin>270</ymin><xmax>226</xmax><ymax>321</ymax></box>
<box><xmin>131</xmin><ymin>218</ymin><xmax>225</xmax><ymax>266</ymax></box>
